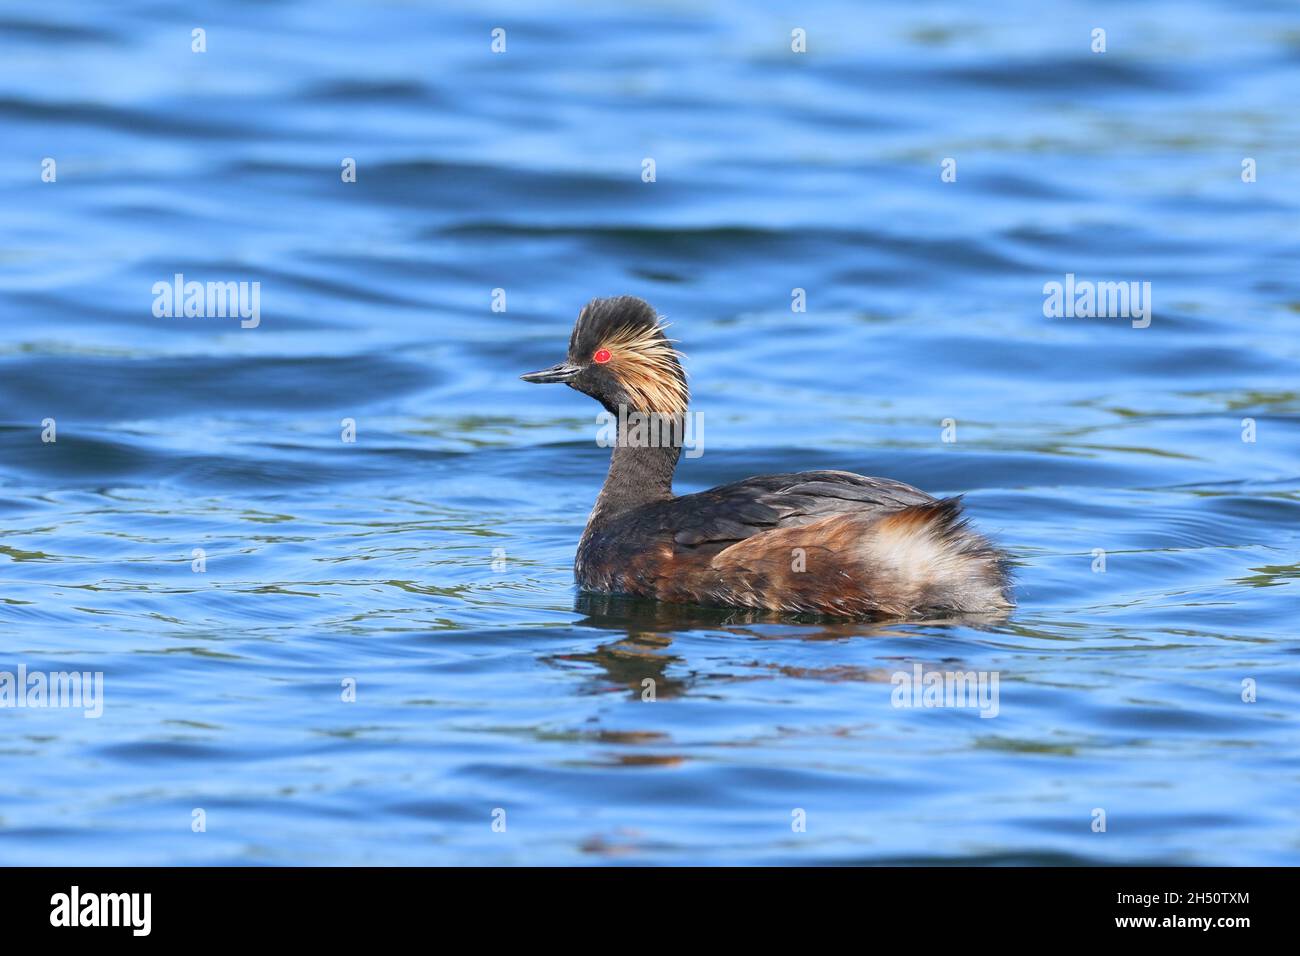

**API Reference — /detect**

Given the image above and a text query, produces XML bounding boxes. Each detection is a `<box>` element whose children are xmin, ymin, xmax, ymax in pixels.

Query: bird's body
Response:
<box><xmin>523</xmin><ymin>296</ymin><xmax>1013</xmax><ymax>619</ymax></box>
<box><xmin>577</xmin><ymin>470</ymin><xmax>1010</xmax><ymax>617</ymax></box>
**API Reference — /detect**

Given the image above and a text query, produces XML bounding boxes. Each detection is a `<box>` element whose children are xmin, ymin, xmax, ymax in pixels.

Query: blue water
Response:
<box><xmin>1</xmin><ymin>0</ymin><xmax>1298</xmax><ymax>865</ymax></box>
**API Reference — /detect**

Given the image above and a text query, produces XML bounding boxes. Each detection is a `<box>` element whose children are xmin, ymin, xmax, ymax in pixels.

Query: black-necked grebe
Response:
<box><xmin>522</xmin><ymin>296</ymin><xmax>1013</xmax><ymax>618</ymax></box>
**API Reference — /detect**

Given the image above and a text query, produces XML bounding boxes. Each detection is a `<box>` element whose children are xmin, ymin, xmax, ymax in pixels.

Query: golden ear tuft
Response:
<box><xmin>598</xmin><ymin>321</ymin><xmax>689</xmax><ymax>415</ymax></box>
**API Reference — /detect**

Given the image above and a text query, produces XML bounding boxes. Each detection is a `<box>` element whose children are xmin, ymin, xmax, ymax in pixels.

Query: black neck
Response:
<box><xmin>588</xmin><ymin>415</ymin><xmax>682</xmax><ymax>523</ymax></box>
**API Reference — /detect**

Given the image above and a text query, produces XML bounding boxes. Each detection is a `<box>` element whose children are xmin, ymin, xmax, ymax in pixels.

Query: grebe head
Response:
<box><xmin>521</xmin><ymin>295</ymin><xmax>688</xmax><ymax>416</ymax></box>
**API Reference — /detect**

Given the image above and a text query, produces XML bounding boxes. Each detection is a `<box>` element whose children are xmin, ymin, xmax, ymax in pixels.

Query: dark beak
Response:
<box><xmin>520</xmin><ymin>362</ymin><xmax>580</xmax><ymax>384</ymax></box>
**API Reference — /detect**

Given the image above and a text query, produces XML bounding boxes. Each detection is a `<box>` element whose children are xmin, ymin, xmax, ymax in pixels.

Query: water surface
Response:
<box><xmin>1</xmin><ymin>0</ymin><xmax>1298</xmax><ymax>865</ymax></box>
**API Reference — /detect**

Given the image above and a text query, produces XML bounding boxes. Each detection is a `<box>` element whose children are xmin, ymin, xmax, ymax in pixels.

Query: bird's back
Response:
<box><xmin>576</xmin><ymin>470</ymin><xmax>1012</xmax><ymax>617</ymax></box>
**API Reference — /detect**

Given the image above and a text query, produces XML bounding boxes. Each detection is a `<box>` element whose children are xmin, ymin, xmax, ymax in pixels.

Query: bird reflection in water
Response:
<box><xmin>547</xmin><ymin>591</ymin><xmax>1012</xmax><ymax>699</ymax></box>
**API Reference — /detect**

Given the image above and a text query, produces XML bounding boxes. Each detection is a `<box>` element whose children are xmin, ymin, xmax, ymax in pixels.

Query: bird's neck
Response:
<box><xmin>588</xmin><ymin>409</ymin><xmax>684</xmax><ymax>523</ymax></box>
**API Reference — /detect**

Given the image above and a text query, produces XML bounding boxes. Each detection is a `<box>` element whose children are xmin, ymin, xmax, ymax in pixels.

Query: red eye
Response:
<box><xmin>593</xmin><ymin>348</ymin><xmax>611</xmax><ymax>364</ymax></box>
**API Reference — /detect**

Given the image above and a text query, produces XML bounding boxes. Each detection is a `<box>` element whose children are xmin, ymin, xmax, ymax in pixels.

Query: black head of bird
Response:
<box><xmin>521</xmin><ymin>295</ymin><xmax>688</xmax><ymax>418</ymax></box>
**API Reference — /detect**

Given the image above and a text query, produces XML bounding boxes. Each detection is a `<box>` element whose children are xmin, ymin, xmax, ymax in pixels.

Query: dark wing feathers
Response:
<box><xmin>673</xmin><ymin>517</ymin><xmax>760</xmax><ymax>546</ymax></box>
<box><xmin>671</xmin><ymin>470</ymin><xmax>933</xmax><ymax>549</ymax></box>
